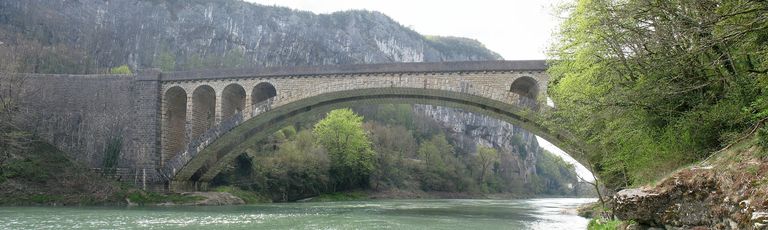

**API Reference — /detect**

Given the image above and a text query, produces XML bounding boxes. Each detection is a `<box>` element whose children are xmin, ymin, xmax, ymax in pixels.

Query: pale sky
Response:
<box><xmin>242</xmin><ymin>0</ymin><xmax>593</xmax><ymax>180</ymax></box>
<box><xmin>244</xmin><ymin>0</ymin><xmax>562</xmax><ymax>60</ymax></box>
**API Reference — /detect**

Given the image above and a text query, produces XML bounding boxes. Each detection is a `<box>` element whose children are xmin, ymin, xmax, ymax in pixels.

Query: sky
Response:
<box><xmin>242</xmin><ymin>0</ymin><xmax>593</xmax><ymax>180</ymax></box>
<box><xmin>244</xmin><ymin>0</ymin><xmax>563</xmax><ymax>60</ymax></box>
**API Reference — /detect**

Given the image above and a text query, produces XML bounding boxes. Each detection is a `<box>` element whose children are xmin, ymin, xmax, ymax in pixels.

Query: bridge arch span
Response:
<box><xmin>152</xmin><ymin>60</ymin><xmax>587</xmax><ymax>191</ymax></box>
<box><xmin>163</xmin><ymin>87</ymin><xmax>582</xmax><ymax>191</ymax></box>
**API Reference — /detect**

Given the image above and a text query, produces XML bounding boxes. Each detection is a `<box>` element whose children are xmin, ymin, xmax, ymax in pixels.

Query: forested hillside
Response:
<box><xmin>548</xmin><ymin>0</ymin><xmax>768</xmax><ymax>192</ymax></box>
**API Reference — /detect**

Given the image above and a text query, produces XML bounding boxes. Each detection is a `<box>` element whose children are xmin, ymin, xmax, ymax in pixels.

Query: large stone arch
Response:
<box><xmin>165</xmin><ymin>87</ymin><xmax>584</xmax><ymax>191</ymax></box>
<box><xmin>161</xmin><ymin>86</ymin><xmax>187</xmax><ymax>165</ymax></box>
<box><xmin>509</xmin><ymin>76</ymin><xmax>539</xmax><ymax>100</ymax></box>
<box><xmin>191</xmin><ymin>85</ymin><xmax>216</xmax><ymax>141</ymax></box>
<box><xmin>252</xmin><ymin>82</ymin><xmax>277</xmax><ymax>104</ymax></box>
<box><xmin>221</xmin><ymin>84</ymin><xmax>246</xmax><ymax>120</ymax></box>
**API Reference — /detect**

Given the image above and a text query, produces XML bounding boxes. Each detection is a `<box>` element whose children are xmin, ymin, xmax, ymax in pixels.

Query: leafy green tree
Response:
<box><xmin>416</xmin><ymin>134</ymin><xmax>468</xmax><ymax>191</ymax></box>
<box><xmin>476</xmin><ymin>145</ymin><xmax>499</xmax><ymax>184</ymax></box>
<box><xmin>266</xmin><ymin>138</ymin><xmax>330</xmax><ymax>201</ymax></box>
<box><xmin>314</xmin><ymin>109</ymin><xmax>376</xmax><ymax>191</ymax></box>
<box><xmin>365</xmin><ymin>122</ymin><xmax>417</xmax><ymax>190</ymax></box>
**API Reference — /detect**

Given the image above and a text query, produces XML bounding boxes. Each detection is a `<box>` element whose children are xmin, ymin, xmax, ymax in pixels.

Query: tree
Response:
<box><xmin>476</xmin><ymin>145</ymin><xmax>499</xmax><ymax>184</ymax></box>
<box><xmin>365</xmin><ymin>122</ymin><xmax>417</xmax><ymax>190</ymax></box>
<box><xmin>313</xmin><ymin>109</ymin><xmax>375</xmax><ymax>191</ymax></box>
<box><xmin>153</xmin><ymin>51</ymin><xmax>176</xmax><ymax>72</ymax></box>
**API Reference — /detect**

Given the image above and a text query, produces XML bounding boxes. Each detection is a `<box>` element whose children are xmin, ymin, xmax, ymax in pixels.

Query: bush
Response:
<box><xmin>3</xmin><ymin>159</ymin><xmax>48</xmax><ymax>182</ymax></box>
<box><xmin>109</xmin><ymin>65</ymin><xmax>132</xmax><ymax>74</ymax></box>
<box><xmin>758</xmin><ymin>126</ymin><xmax>768</xmax><ymax>150</ymax></box>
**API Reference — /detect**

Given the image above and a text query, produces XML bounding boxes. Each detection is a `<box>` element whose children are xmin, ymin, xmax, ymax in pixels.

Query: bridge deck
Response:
<box><xmin>161</xmin><ymin>60</ymin><xmax>547</xmax><ymax>81</ymax></box>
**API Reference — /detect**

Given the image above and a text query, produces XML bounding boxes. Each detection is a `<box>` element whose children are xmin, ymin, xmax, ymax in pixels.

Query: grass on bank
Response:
<box><xmin>588</xmin><ymin>218</ymin><xmax>624</xmax><ymax>230</ymax></box>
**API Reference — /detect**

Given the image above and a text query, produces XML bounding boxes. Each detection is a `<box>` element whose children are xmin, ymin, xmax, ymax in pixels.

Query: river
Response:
<box><xmin>0</xmin><ymin>198</ymin><xmax>595</xmax><ymax>229</ymax></box>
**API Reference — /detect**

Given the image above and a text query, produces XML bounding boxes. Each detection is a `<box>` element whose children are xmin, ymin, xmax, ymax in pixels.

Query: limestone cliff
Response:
<box><xmin>0</xmin><ymin>0</ymin><xmax>500</xmax><ymax>72</ymax></box>
<box><xmin>413</xmin><ymin>105</ymin><xmax>540</xmax><ymax>183</ymax></box>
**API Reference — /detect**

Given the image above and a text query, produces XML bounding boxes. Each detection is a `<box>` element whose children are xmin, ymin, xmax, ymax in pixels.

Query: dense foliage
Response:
<box><xmin>548</xmin><ymin>0</ymin><xmax>768</xmax><ymax>189</ymax></box>
<box><xmin>313</xmin><ymin>109</ymin><xmax>376</xmax><ymax>191</ymax></box>
<box><xmin>214</xmin><ymin>106</ymin><xmax>585</xmax><ymax>201</ymax></box>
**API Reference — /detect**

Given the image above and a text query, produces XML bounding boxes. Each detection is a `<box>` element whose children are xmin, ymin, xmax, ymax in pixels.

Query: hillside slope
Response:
<box><xmin>0</xmin><ymin>140</ymin><xmax>125</xmax><ymax>205</ymax></box>
<box><xmin>0</xmin><ymin>0</ymin><xmax>500</xmax><ymax>73</ymax></box>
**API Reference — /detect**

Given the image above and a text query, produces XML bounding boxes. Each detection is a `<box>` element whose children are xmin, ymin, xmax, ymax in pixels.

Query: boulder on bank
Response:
<box><xmin>614</xmin><ymin>144</ymin><xmax>768</xmax><ymax>229</ymax></box>
<box><xmin>184</xmin><ymin>192</ymin><xmax>245</xmax><ymax>206</ymax></box>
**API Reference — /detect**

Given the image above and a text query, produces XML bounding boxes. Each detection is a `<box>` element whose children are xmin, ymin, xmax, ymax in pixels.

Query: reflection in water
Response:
<box><xmin>0</xmin><ymin>198</ymin><xmax>595</xmax><ymax>229</ymax></box>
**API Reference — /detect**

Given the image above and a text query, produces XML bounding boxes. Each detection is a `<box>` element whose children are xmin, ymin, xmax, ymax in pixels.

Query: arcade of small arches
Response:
<box><xmin>161</xmin><ymin>81</ymin><xmax>278</xmax><ymax>164</ymax></box>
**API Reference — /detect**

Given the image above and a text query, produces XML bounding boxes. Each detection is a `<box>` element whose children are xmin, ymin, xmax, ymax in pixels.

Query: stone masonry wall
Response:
<box><xmin>14</xmin><ymin>72</ymin><xmax>161</xmax><ymax>182</ymax></box>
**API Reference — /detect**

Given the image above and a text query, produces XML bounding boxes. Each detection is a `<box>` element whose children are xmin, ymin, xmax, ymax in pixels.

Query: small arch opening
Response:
<box><xmin>509</xmin><ymin>76</ymin><xmax>539</xmax><ymax>100</ymax></box>
<box><xmin>252</xmin><ymin>82</ymin><xmax>277</xmax><ymax>104</ymax></box>
<box><xmin>222</xmin><ymin>84</ymin><xmax>246</xmax><ymax>120</ymax></box>
<box><xmin>162</xmin><ymin>86</ymin><xmax>187</xmax><ymax>164</ymax></box>
<box><xmin>192</xmin><ymin>85</ymin><xmax>216</xmax><ymax>140</ymax></box>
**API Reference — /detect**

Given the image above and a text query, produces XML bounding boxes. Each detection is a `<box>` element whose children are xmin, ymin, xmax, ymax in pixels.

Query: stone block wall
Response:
<box><xmin>13</xmin><ymin>72</ymin><xmax>162</xmax><ymax>185</ymax></box>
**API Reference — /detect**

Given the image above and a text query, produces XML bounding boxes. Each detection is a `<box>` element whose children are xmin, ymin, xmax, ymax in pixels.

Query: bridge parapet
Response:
<box><xmin>160</xmin><ymin>60</ymin><xmax>547</xmax><ymax>82</ymax></box>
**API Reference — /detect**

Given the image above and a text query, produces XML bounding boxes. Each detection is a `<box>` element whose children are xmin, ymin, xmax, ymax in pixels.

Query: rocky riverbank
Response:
<box><xmin>612</xmin><ymin>138</ymin><xmax>768</xmax><ymax>229</ymax></box>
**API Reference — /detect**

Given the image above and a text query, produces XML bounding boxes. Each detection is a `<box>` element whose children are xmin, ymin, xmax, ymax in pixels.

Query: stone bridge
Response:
<box><xmin>10</xmin><ymin>60</ymin><xmax>583</xmax><ymax>191</ymax></box>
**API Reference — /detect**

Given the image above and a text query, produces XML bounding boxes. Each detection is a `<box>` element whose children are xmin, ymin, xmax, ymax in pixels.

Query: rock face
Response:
<box><xmin>186</xmin><ymin>192</ymin><xmax>245</xmax><ymax>206</ymax></box>
<box><xmin>413</xmin><ymin>105</ymin><xmax>540</xmax><ymax>182</ymax></box>
<box><xmin>615</xmin><ymin>163</ymin><xmax>768</xmax><ymax>230</ymax></box>
<box><xmin>0</xmin><ymin>0</ymin><xmax>500</xmax><ymax>72</ymax></box>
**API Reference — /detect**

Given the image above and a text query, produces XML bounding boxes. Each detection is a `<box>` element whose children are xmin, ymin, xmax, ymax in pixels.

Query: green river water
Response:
<box><xmin>0</xmin><ymin>198</ymin><xmax>595</xmax><ymax>229</ymax></box>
